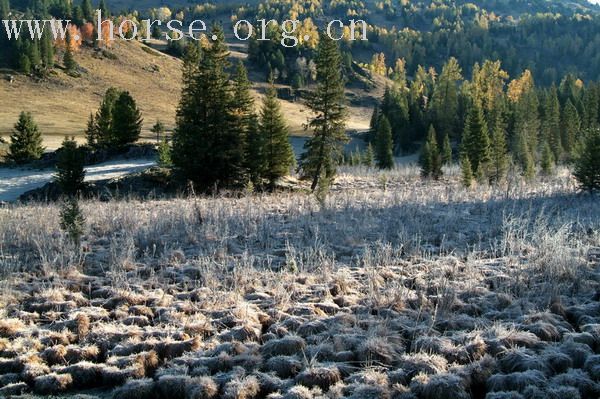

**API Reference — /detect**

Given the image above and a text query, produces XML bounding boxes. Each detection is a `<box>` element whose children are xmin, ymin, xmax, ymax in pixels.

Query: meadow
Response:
<box><xmin>0</xmin><ymin>165</ymin><xmax>598</xmax><ymax>398</ymax></box>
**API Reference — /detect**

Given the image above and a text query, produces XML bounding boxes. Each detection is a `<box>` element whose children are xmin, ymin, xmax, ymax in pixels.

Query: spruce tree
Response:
<box><xmin>111</xmin><ymin>91</ymin><xmax>142</xmax><ymax>147</ymax></box>
<box><xmin>368</xmin><ymin>105</ymin><xmax>379</xmax><ymax>143</ymax></box>
<box><xmin>151</xmin><ymin>120</ymin><xmax>165</xmax><ymax>143</ymax></box>
<box><xmin>574</xmin><ymin>128</ymin><xmax>600</xmax><ymax>192</ymax></box>
<box><xmin>540</xmin><ymin>141</ymin><xmax>555</xmax><ymax>175</ymax></box>
<box><xmin>232</xmin><ymin>61</ymin><xmax>256</xmax><ymax>182</ymax></box>
<box><xmin>420</xmin><ymin>125</ymin><xmax>441</xmax><ymax>179</ymax></box>
<box><xmin>460</xmin><ymin>154</ymin><xmax>474</xmax><ymax>188</ymax></box>
<box><xmin>81</xmin><ymin>0</ymin><xmax>93</xmax><ymax>21</ymax></box>
<box><xmin>442</xmin><ymin>133</ymin><xmax>452</xmax><ymax>165</ymax></box>
<box><xmin>40</xmin><ymin>29</ymin><xmax>54</xmax><ymax>69</ymax></box>
<box><xmin>299</xmin><ymin>32</ymin><xmax>348</xmax><ymax>192</ymax></box>
<box><xmin>259</xmin><ymin>81</ymin><xmax>294</xmax><ymax>190</ymax></box>
<box><xmin>489</xmin><ymin>119</ymin><xmax>509</xmax><ymax>184</ymax></box>
<box><xmin>375</xmin><ymin>116</ymin><xmax>394</xmax><ymax>170</ymax></box>
<box><xmin>98</xmin><ymin>0</ymin><xmax>109</xmax><ymax>17</ymax></box>
<box><xmin>60</xmin><ymin>197</ymin><xmax>85</xmax><ymax>247</ymax></box>
<box><xmin>158</xmin><ymin>137</ymin><xmax>172</xmax><ymax>168</ymax></box>
<box><xmin>85</xmin><ymin>113</ymin><xmax>97</xmax><ymax>147</ymax></box>
<box><xmin>173</xmin><ymin>25</ymin><xmax>242</xmax><ymax>189</ymax></box>
<box><xmin>95</xmin><ymin>87</ymin><xmax>121</xmax><ymax>147</ymax></box>
<box><xmin>63</xmin><ymin>28</ymin><xmax>77</xmax><ymax>72</ymax></box>
<box><xmin>9</xmin><ymin>112</ymin><xmax>44</xmax><ymax>164</ymax></box>
<box><xmin>561</xmin><ymin>99</ymin><xmax>580</xmax><ymax>160</ymax></box>
<box><xmin>55</xmin><ymin>136</ymin><xmax>86</xmax><ymax>196</ymax></box>
<box><xmin>515</xmin><ymin>131</ymin><xmax>535</xmax><ymax>180</ymax></box>
<box><xmin>461</xmin><ymin>102</ymin><xmax>490</xmax><ymax>178</ymax></box>
<box><xmin>542</xmin><ymin>86</ymin><xmax>562</xmax><ymax>161</ymax></box>
<box><xmin>362</xmin><ymin>143</ymin><xmax>374</xmax><ymax>167</ymax></box>
<box><xmin>246</xmin><ymin>115</ymin><xmax>264</xmax><ymax>186</ymax></box>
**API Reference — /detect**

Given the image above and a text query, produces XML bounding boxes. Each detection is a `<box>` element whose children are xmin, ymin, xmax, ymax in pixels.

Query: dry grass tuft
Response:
<box><xmin>296</xmin><ymin>365</ymin><xmax>342</xmax><ymax>390</ymax></box>
<box><xmin>33</xmin><ymin>372</ymin><xmax>73</xmax><ymax>394</ymax></box>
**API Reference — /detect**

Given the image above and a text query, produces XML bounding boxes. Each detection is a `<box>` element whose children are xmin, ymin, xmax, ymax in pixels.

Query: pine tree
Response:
<box><xmin>63</xmin><ymin>28</ymin><xmax>77</xmax><ymax>72</ymax></box>
<box><xmin>9</xmin><ymin>112</ymin><xmax>44</xmax><ymax>164</ymax></box>
<box><xmin>55</xmin><ymin>136</ymin><xmax>86</xmax><ymax>196</ymax></box>
<box><xmin>158</xmin><ymin>137</ymin><xmax>172</xmax><ymax>168</ymax></box>
<box><xmin>515</xmin><ymin>131</ymin><xmax>535</xmax><ymax>180</ymax></box>
<box><xmin>375</xmin><ymin>116</ymin><xmax>394</xmax><ymax>170</ymax></box>
<box><xmin>561</xmin><ymin>99</ymin><xmax>580</xmax><ymax>160</ymax></box>
<box><xmin>111</xmin><ymin>91</ymin><xmax>142</xmax><ymax>147</ymax></box>
<box><xmin>461</xmin><ymin>102</ymin><xmax>490</xmax><ymax>178</ymax></box>
<box><xmin>362</xmin><ymin>143</ymin><xmax>374</xmax><ymax>167</ymax></box>
<box><xmin>420</xmin><ymin>125</ymin><xmax>441</xmax><ymax>179</ymax></box>
<box><xmin>81</xmin><ymin>0</ymin><xmax>93</xmax><ymax>21</ymax></box>
<box><xmin>574</xmin><ymin>128</ymin><xmax>600</xmax><ymax>192</ymax></box>
<box><xmin>40</xmin><ymin>29</ymin><xmax>54</xmax><ymax>69</ymax></box>
<box><xmin>85</xmin><ymin>113</ymin><xmax>98</xmax><ymax>147</ymax></box>
<box><xmin>489</xmin><ymin>118</ymin><xmax>509</xmax><ymax>184</ymax></box>
<box><xmin>540</xmin><ymin>141</ymin><xmax>555</xmax><ymax>175</ymax></box>
<box><xmin>442</xmin><ymin>133</ymin><xmax>452</xmax><ymax>165</ymax></box>
<box><xmin>173</xmin><ymin>25</ymin><xmax>242</xmax><ymax>189</ymax></box>
<box><xmin>368</xmin><ymin>105</ymin><xmax>379</xmax><ymax>143</ymax></box>
<box><xmin>98</xmin><ymin>0</ymin><xmax>109</xmax><ymax>17</ymax></box>
<box><xmin>299</xmin><ymin>32</ymin><xmax>348</xmax><ymax>192</ymax></box>
<box><xmin>259</xmin><ymin>81</ymin><xmax>294</xmax><ymax>190</ymax></box>
<box><xmin>95</xmin><ymin>87</ymin><xmax>120</xmax><ymax>147</ymax></box>
<box><xmin>150</xmin><ymin>120</ymin><xmax>165</xmax><ymax>143</ymax></box>
<box><xmin>542</xmin><ymin>86</ymin><xmax>562</xmax><ymax>161</ymax></box>
<box><xmin>246</xmin><ymin>115</ymin><xmax>264</xmax><ymax>186</ymax></box>
<box><xmin>232</xmin><ymin>62</ymin><xmax>256</xmax><ymax>182</ymax></box>
<box><xmin>460</xmin><ymin>154</ymin><xmax>474</xmax><ymax>188</ymax></box>
<box><xmin>60</xmin><ymin>197</ymin><xmax>85</xmax><ymax>247</ymax></box>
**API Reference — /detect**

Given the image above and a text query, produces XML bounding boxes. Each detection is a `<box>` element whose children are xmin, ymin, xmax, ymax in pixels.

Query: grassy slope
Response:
<box><xmin>0</xmin><ymin>37</ymin><xmax>378</xmax><ymax>151</ymax></box>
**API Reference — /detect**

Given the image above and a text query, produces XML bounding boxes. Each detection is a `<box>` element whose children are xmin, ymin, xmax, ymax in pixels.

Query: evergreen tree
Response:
<box><xmin>442</xmin><ymin>133</ymin><xmax>452</xmax><ymax>165</ymax></box>
<box><xmin>150</xmin><ymin>120</ymin><xmax>165</xmax><ymax>143</ymax></box>
<box><xmin>111</xmin><ymin>91</ymin><xmax>142</xmax><ymax>147</ymax></box>
<box><xmin>8</xmin><ymin>112</ymin><xmax>44</xmax><ymax>164</ymax></box>
<box><xmin>561</xmin><ymin>99</ymin><xmax>580</xmax><ymax>159</ymax></box>
<box><xmin>60</xmin><ymin>197</ymin><xmax>85</xmax><ymax>247</ymax></box>
<box><xmin>0</xmin><ymin>0</ymin><xmax>12</xmax><ymax>67</ymax></box>
<box><xmin>95</xmin><ymin>87</ymin><xmax>120</xmax><ymax>146</ymax></box>
<box><xmin>461</xmin><ymin>102</ymin><xmax>490</xmax><ymax>178</ymax></box>
<box><xmin>259</xmin><ymin>81</ymin><xmax>294</xmax><ymax>189</ymax></box>
<box><xmin>375</xmin><ymin>116</ymin><xmax>394</xmax><ymax>170</ymax></box>
<box><xmin>40</xmin><ymin>29</ymin><xmax>54</xmax><ymax>69</ymax></box>
<box><xmin>540</xmin><ymin>141</ymin><xmax>555</xmax><ymax>175</ymax></box>
<box><xmin>81</xmin><ymin>0</ymin><xmax>93</xmax><ymax>21</ymax></box>
<box><xmin>542</xmin><ymin>86</ymin><xmax>562</xmax><ymax>161</ymax></box>
<box><xmin>63</xmin><ymin>28</ymin><xmax>77</xmax><ymax>72</ymax></box>
<box><xmin>574</xmin><ymin>128</ymin><xmax>600</xmax><ymax>192</ymax></box>
<box><xmin>246</xmin><ymin>115</ymin><xmax>264</xmax><ymax>186</ymax></box>
<box><xmin>84</xmin><ymin>113</ymin><xmax>98</xmax><ymax>147</ymax></box>
<box><xmin>173</xmin><ymin>25</ymin><xmax>242</xmax><ymax>189</ymax></box>
<box><xmin>367</xmin><ymin>105</ymin><xmax>379</xmax><ymax>143</ymax></box>
<box><xmin>420</xmin><ymin>125</ymin><xmax>441</xmax><ymax>179</ymax></box>
<box><xmin>158</xmin><ymin>137</ymin><xmax>172</xmax><ymax>168</ymax></box>
<box><xmin>362</xmin><ymin>143</ymin><xmax>374</xmax><ymax>167</ymax></box>
<box><xmin>460</xmin><ymin>154</ymin><xmax>474</xmax><ymax>188</ymax></box>
<box><xmin>98</xmin><ymin>0</ymin><xmax>109</xmax><ymax>17</ymax></box>
<box><xmin>55</xmin><ymin>136</ymin><xmax>86</xmax><ymax>196</ymax></box>
<box><xmin>299</xmin><ymin>32</ymin><xmax>348</xmax><ymax>192</ymax></box>
<box><xmin>380</xmin><ymin>85</ymin><xmax>410</xmax><ymax>152</ymax></box>
<box><xmin>515</xmin><ymin>131</ymin><xmax>536</xmax><ymax>180</ymax></box>
<box><xmin>232</xmin><ymin>61</ymin><xmax>256</xmax><ymax>182</ymax></box>
<box><xmin>489</xmin><ymin>118</ymin><xmax>509</xmax><ymax>184</ymax></box>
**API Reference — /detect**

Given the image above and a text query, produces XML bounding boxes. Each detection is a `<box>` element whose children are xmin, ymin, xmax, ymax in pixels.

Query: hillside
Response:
<box><xmin>0</xmin><ymin>40</ymin><xmax>377</xmax><ymax>150</ymax></box>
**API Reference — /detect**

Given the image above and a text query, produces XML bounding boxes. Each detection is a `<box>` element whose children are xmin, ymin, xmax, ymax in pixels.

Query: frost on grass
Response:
<box><xmin>0</xmin><ymin>166</ymin><xmax>598</xmax><ymax>397</ymax></box>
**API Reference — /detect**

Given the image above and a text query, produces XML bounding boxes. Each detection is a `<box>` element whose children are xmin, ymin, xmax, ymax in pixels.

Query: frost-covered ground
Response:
<box><xmin>0</xmin><ymin>166</ymin><xmax>599</xmax><ymax>399</ymax></box>
<box><xmin>0</xmin><ymin>159</ymin><xmax>156</xmax><ymax>202</ymax></box>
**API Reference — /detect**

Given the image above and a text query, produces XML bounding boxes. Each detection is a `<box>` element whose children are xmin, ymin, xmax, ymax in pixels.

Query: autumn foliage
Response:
<box><xmin>54</xmin><ymin>24</ymin><xmax>82</xmax><ymax>51</ymax></box>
